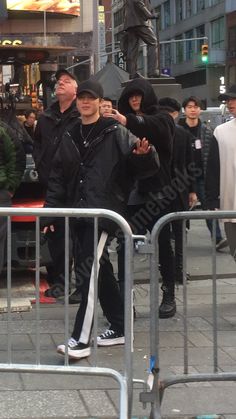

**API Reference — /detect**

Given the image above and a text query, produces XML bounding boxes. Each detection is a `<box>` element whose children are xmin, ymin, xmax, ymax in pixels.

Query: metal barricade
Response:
<box><xmin>140</xmin><ymin>210</ymin><xmax>236</xmax><ymax>419</ymax></box>
<box><xmin>0</xmin><ymin>207</ymin><xmax>134</xmax><ymax>419</ymax></box>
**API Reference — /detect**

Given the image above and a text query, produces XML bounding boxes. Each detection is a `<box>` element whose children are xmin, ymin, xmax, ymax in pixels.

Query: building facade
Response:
<box><xmin>111</xmin><ymin>0</ymin><xmax>236</xmax><ymax>106</ymax></box>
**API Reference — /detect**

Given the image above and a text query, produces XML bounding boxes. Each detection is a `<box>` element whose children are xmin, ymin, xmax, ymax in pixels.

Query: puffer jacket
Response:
<box><xmin>44</xmin><ymin>117</ymin><xmax>160</xmax><ymax>234</ymax></box>
<box><xmin>118</xmin><ymin>78</ymin><xmax>175</xmax><ymax>200</ymax></box>
<box><xmin>33</xmin><ymin>99</ymin><xmax>79</xmax><ymax>188</ymax></box>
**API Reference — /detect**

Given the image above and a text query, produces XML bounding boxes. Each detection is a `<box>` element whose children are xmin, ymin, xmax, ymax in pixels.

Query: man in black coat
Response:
<box><xmin>105</xmin><ymin>78</ymin><xmax>176</xmax><ymax>318</ymax></box>
<box><xmin>159</xmin><ymin>97</ymin><xmax>197</xmax><ymax>284</ymax></box>
<box><xmin>33</xmin><ymin>69</ymin><xmax>80</xmax><ymax>302</ymax></box>
<box><xmin>122</xmin><ymin>0</ymin><xmax>160</xmax><ymax>78</ymax></box>
<box><xmin>43</xmin><ymin>79</ymin><xmax>160</xmax><ymax>359</ymax></box>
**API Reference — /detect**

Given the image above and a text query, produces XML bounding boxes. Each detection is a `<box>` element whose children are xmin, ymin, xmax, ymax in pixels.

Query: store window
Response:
<box><xmin>186</xmin><ymin>0</ymin><xmax>193</xmax><ymax>18</ymax></box>
<box><xmin>175</xmin><ymin>34</ymin><xmax>184</xmax><ymax>64</ymax></box>
<box><xmin>211</xmin><ymin>17</ymin><xmax>224</xmax><ymax>48</ymax></box>
<box><xmin>185</xmin><ymin>29</ymin><xmax>194</xmax><ymax>60</ymax></box>
<box><xmin>196</xmin><ymin>24</ymin><xmax>205</xmax><ymax>52</ymax></box>
<box><xmin>163</xmin><ymin>0</ymin><xmax>171</xmax><ymax>29</ymax></box>
<box><xmin>228</xmin><ymin>26</ymin><xmax>236</xmax><ymax>51</ymax></box>
<box><xmin>196</xmin><ymin>0</ymin><xmax>205</xmax><ymax>12</ymax></box>
<box><xmin>176</xmin><ymin>0</ymin><xmax>183</xmax><ymax>22</ymax></box>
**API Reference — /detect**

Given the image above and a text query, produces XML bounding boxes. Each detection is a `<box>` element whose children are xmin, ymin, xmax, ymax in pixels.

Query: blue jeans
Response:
<box><xmin>196</xmin><ymin>179</ymin><xmax>223</xmax><ymax>243</ymax></box>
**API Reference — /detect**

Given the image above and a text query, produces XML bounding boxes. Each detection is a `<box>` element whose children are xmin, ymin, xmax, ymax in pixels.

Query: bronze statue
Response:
<box><xmin>122</xmin><ymin>0</ymin><xmax>160</xmax><ymax>79</ymax></box>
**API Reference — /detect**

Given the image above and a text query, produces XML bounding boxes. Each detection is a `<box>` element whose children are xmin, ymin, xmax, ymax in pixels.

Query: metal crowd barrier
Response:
<box><xmin>0</xmin><ymin>207</ymin><xmax>134</xmax><ymax>419</ymax></box>
<box><xmin>140</xmin><ymin>210</ymin><xmax>236</xmax><ymax>419</ymax></box>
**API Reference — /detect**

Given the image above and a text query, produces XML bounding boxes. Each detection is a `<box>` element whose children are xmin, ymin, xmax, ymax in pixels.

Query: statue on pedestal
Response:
<box><xmin>121</xmin><ymin>0</ymin><xmax>160</xmax><ymax>79</ymax></box>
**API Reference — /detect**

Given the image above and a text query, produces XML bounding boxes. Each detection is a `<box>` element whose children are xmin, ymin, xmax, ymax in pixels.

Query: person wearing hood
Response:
<box><xmin>33</xmin><ymin>69</ymin><xmax>80</xmax><ymax>303</ymax></box>
<box><xmin>42</xmin><ymin>79</ymin><xmax>160</xmax><ymax>359</ymax></box>
<box><xmin>105</xmin><ymin>77</ymin><xmax>176</xmax><ymax>319</ymax></box>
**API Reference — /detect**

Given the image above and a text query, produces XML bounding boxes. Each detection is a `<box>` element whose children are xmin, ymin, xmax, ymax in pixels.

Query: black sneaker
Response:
<box><xmin>216</xmin><ymin>238</ymin><xmax>228</xmax><ymax>251</ymax></box>
<box><xmin>69</xmin><ymin>289</ymin><xmax>82</xmax><ymax>304</ymax></box>
<box><xmin>57</xmin><ymin>337</ymin><xmax>91</xmax><ymax>359</ymax></box>
<box><xmin>44</xmin><ymin>284</ymin><xmax>66</xmax><ymax>298</ymax></box>
<box><xmin>97</xmin><ymin>329</ymin><xmax>125</xmax><ymax>346</ymax></box>
<box><xmin>159</xmin><ymin>295</ymin><xmax>176</xmax><ymax>318</ymax></box>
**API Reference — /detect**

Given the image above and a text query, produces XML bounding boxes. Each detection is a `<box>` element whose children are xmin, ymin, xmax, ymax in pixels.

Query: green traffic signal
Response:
<box><xmin>201</xmin><ymin>55</ymin><xmax>208</xmax><ymax>63</ymax></box>
<box><xmin>201</xmin><ymin>44</ymin><xmax>208</xmax><ymax>63</ymax></box>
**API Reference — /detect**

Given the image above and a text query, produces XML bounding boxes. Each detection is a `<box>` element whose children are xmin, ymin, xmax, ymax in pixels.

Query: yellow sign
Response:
<box><xmin>0</xmin><ymin>39</ymin><xmax>22</xmax><ymax>45</ymax></box>
<box><xmin>7</xmin><ymin>0</ymin><xmax>80</xmax><ymax>16</ymax></box>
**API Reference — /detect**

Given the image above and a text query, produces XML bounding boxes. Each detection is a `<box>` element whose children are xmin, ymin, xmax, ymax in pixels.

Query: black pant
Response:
<box><xmin>118</xmin><ymin>204</ymin><xmax>175</xmax><ymax>297</ymax></box>
<box><xmin>0</xmin><ymin>190</ymin><xmax>11</xmax><ymax>274</ymax></box>
<box><xmin>46</xmin><ymin>219</ymin><xmax>72</xmax><ymax>286</ymax></box>
<box><xmin>72</xmin><ymin>223</ymin><xmax>124</xmax><ymax>344</ymax></box>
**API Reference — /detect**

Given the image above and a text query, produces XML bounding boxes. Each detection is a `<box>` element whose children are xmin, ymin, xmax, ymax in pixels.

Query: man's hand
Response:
<box><xmin>133</xmin><ymin>138</ymin><xmax>151</xmax><ymax>155</ymax></box>
<box><xmin>189</xmin><ymin>192</ymin><xmax>198</xmax><ymax>209</ymax></box>
<box><xmin>103</xmin><ymin>109</ymin><xmax>127</xmax><ymax>126</ymax></box>
<box><xmin>43</xmin><ymin>225</ymin><xmax>55</xmax><ymax>234</ymax></box>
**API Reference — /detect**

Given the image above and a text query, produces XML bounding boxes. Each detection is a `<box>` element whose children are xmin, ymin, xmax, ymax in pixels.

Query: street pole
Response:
<box><xmin>43</xmin><ymin>11</ymin><xmax>47</xmax><ymax>46</ymax></box>
<box><xmin>92</xmin><ymin>0</ymin><xmax>100</xmax><ymax>74</ymax></box>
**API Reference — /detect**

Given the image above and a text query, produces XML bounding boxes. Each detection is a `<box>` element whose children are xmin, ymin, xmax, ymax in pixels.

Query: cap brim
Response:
<box><xmin>77</xmin><ymin>89</ymin><xmax>99</xmax><ymax>99</ymax></box>
<box><xmin>218</xmin><ymin>93</ymin><xmax>236</xmax><ymax>101</ymax></box>
<box><xmin>55</xmin><ymin>69</ymin><xmax>78</xmax><ymax>83</ymax></box>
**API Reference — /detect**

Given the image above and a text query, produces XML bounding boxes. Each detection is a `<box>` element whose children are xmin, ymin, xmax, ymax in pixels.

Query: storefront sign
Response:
<box><xmin>0</xmin><ymin>39</ymin><xmax>22</xmax><ymax>45</ymax></box>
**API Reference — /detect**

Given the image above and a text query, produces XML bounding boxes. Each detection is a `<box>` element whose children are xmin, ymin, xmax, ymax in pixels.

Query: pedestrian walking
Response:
<box><xmin>159</xmin><ymin>97</ymin><xmax>197</xmax><ymax>284</ymax></box>
<box><xmin>33</xmin><ymin>69</ymin><xmax>81</xmax><ymax>302</ymax></box>
<box><xmin>206</xmin><ymin>85</ymin><xmax>236</xmax><ymax>260</ymax></box>
<box><xmin>105</xmin><ymin>77</ymin><xmax>176</xmax><ymax>318</ymax></box>
<box><xmin>179</xmin><ymin>96</ymin><xmax>227</xmax><ymax>251</ymax></box>
<box><xmin>43</xmin><ymin>79</ymin><xmax>160</xmax><ymax>359</ymax></box>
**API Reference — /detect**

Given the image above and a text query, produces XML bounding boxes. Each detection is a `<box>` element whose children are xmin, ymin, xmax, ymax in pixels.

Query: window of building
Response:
<box><xmin>228</xmin><ymin>26</ymin><xmax>236</xmax><ymax>51</ymax></box>
<box><xmin>154</xmin><ymin>6</ymin><xmax>161</xmax><ymax>32</ymax></box>
<box><xmin>185</xmin><ymin>29</ymin><xmax>194</xmax><ymax>60</ymax></box>
<box><xmin>211</xmin><ymin>17</ymin><xmax>224</xmax><ymax>48</ymax></box>
<box><xmin>163</xmin><ymin>0</ymin><xmax>171</xmax><ymax>29</ymax></box>
<box><xmin>114</xmin><ymin>7</ymin><xmax>124</xmax><ymax>28</ymax></box>
<box><xmin>211</xmin><ymin>0</ymin><xmax>223</xmax><ymax>5</ymax></box>
<box><xmin>228</xmin><ymin>65</ymin><xmax>236</xmax><ymax>84</ymax></box>
<box><xmin>196</xmin><ymin>24</ymin><xmax>205</xmax><ymax>52</ymax></box>
<box><xmin>175</xmin><ymin>0</ymin><xmax>183</xmax><ymax>22</ymax></box>
<box><xmin>196</xmin><ymin>0</ymin><xmax>205</xmax><ymax>12</ymax></box>
<box><xmin>175</xmin><ymin>34</ymin><xmax>184</xmax><ymax>63</ymax></box>
<box><xmin>186</xmin><ymin>0</ymin><xmax>193</xmax><ymax>18</ymax></box>
<box><xmin>162</xmin><ymin>43</ymin><xmax>172</xmax><ymax>68</ymax></box>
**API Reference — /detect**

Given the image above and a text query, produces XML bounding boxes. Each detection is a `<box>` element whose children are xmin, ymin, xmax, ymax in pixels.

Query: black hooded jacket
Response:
<box><xmin>118</xmin><ymin>78</ymin><xmax>175</xmax><ymax>202</ymax></box>
<box><xmin>44</xmin><ymin>116</ymin><xmax>160</xmax><ymax>234</ymax></box>
<box><xmin>33</xmin><ymin>100</ymin><xmax>79</xmax><ymax>188</ymax></box>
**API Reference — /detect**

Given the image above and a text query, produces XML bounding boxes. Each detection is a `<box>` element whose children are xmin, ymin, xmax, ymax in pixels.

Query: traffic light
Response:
<box><xmin>201</xmin><ymin>44</ymin><xmax>208</xmax><ymax>63</ymax></box>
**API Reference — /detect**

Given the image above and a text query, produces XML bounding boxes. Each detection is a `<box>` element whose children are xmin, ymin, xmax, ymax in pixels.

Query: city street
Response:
<box><xmin>0</xmin><ymin>220</ymin><xmax>236</xmax><ymax>418</ymax></box>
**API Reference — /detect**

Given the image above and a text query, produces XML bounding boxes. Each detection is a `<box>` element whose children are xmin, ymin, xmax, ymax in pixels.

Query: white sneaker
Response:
<box><xmin>57</xmin><ymin>337</ymin><xmax>91</xmax><ymax>359</ymax></box>
<box><xmin>97</xmin><ymin>329</ymin><xmax>125</xmax><ymax>346</ymax></box>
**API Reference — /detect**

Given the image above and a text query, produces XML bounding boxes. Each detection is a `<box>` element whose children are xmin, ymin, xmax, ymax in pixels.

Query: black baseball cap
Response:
<box><xmin>55</xmin><ymin>68</ymin><xmax>78</xmax><ymax>84</ymax></box>
<box><xmin>218</xmin><ymin>84</ymin><xmax>236</xmax><ymax>101</ymax></box>
<box><xmin>77</xmin><ymin>79</ymin><xmax>103</xmax><ymax>99</ymax></box>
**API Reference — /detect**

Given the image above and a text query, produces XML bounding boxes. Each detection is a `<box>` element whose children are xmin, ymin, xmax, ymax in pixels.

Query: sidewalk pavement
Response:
<box><xmin>0</xmin><ymin>221</ymin><xmax>236</xmax><ymax>418</ymax></box>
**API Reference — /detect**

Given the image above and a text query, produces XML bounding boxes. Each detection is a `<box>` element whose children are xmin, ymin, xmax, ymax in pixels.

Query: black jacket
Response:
<box><xmin>172</xmin><ymin>124</ymin><xmax>196</xmax><ymax>211</ymax></box>
<box><xmin>33</xmin><ymin>100</ymin><xmax>79</xmax><ymax>188</ymax></box>
<box><xmin>118</xmin><ymin>78</ymin><xmax>175</xmax><ymax>202</ymax></box>
<box><xmin>44</xmin><ymin>117</ymin><xmax>160</xmax><ymax>234</ymax></box>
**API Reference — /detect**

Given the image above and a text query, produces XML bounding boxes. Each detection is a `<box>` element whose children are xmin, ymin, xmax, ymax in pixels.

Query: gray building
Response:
<box><xmin>112</xmin><ymin>0</ymin><xmax>236</xmax><ymax>106</ymax></box>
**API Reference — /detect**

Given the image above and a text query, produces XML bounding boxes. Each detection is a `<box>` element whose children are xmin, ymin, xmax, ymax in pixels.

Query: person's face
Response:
<box><xmin>55</xmin><ymin>74</ymin><xmax>77</xmax><ymax>100</ymax></box>
<box><xmin>184</xmin><ymin>101</ymin><xmax>201</xmax><ymax>119</ymax></box>
<box><xmin>100</xmin><ymin>100</ymin><xmax>113</xmax><ymax>116</ymax></box>
<box><xmin>26</xmin><ymin>112</ymin><xmax>36</xmax><ymax>126</ymax></box>
<box><xmin>76</xmin><ymin>93</ymin><xmax>100</xmax><ymax>118</ymax></box>
<box><xmin>226</xmin><ymin>98</ymin><xmax>236</xmax><ymax>117</ymax></box>
<box><xmin>128</xmin><ymin>93</ymin><xmax>142</xmax><ymax>113</ymax></box>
